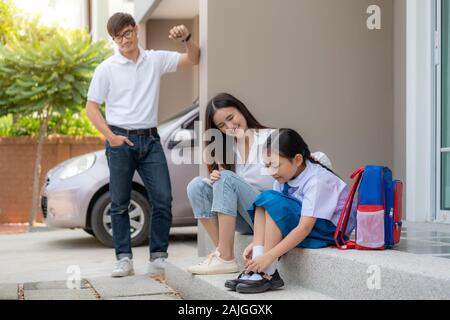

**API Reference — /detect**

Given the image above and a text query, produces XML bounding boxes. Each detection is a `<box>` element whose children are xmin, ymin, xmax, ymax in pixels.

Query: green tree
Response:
<box><xmin>0</xmin><ymin>24</ymin><xmax>111</xmax><ymax>226</ymax></box>
<box><xmin>0</xmin><ymin>0</ymin><xmax>20</xmax><ymax>44</ymax></box>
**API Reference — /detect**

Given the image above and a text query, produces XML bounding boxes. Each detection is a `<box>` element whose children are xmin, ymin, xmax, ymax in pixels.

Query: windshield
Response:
<box><xmin>158</xmin><ymin>103</ymin><xmax>198</xmax><ymax>132</ymax></box>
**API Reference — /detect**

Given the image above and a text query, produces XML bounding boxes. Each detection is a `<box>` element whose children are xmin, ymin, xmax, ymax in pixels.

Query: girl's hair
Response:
<box><xmin>205</xmin><ymin>93</ymin><xmax>267</xmax><ymax>173</ymax></box>
<box><xmin>265</xmin><ymin>128</ymin><xmax>337</xmax><ymax>176</ymax></box>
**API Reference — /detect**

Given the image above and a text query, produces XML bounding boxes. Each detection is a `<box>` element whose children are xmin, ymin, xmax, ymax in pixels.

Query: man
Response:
<box><xmin>86</xmin><ymin>12</ymin><xmax>200</xmax><ymax>277</ymax></box>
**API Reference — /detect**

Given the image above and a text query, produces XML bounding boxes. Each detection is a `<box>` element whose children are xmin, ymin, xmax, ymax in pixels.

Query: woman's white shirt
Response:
<box><xmin>234</xmin><ymin>129</ymin><xmax>275</xmax><ymax>191</ymax></box>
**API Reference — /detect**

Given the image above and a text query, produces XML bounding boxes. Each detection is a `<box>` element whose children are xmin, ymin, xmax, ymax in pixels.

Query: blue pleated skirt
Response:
<box><xmin>247</xmin><ymin>190</ymin><xmax>347</xmax><ymax>249</ymax></box>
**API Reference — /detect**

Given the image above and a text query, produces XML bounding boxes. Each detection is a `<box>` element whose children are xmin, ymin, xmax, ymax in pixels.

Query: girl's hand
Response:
<box><xmin>209</xmin><ymin>170</ymin><xmax>221</xmax><ymax>183</ymax></box>
<box><xmin>246</xmin><ymin>253</ymin><xmax>276</xmax><ymax>274</ymax></box>
<box><xmin>242</xmin><ymin>243</ymin><xmax>254</xmax><ymax>263</ymax></box>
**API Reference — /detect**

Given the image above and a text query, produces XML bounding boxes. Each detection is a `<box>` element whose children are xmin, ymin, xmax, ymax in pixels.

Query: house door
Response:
<box><xmin>437</xmin><ymin>0</ymin><xmax>450</xmax><ymax>223</ymax></box>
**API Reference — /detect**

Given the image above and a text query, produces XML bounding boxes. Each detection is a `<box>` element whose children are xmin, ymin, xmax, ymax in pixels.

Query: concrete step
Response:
<box><xmin>165</xmin><ymin>253</ymin><xmax>332</xmax><ymax>300</ymax></box>
<box><xmin>232</xmin><ymin>234</ymin><xmax>450</xmax><ymax>299</ymax></box>
<box><xmin>174</xmin><ymin>232</ymin><xmax>450</xmax><ymax>299</ymax></box>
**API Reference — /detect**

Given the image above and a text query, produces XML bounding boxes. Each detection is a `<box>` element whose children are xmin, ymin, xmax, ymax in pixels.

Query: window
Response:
<box><xmin>437</xmin><ymin>0</ymin><xmax>450</xmax><ymax>221</ymax></box>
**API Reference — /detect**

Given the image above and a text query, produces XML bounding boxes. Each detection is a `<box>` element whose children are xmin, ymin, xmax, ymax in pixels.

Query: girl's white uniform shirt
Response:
<box><xmin>273</xmin><ymin>160</ymin><xmax>356</xmax><ymax>232</ymax></box>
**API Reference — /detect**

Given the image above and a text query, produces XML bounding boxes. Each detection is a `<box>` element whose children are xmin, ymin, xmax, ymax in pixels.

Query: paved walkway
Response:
<box><xmin>2</xmin><ymin>222</ymin><xmax>450</xmax><ymax>300</ymax></box>
<box><xmin>1</xmin><ymin>275</ymin><xmax>181</xmax><ymax>300</ymax></box>
<box><xmin>396</xmin><ymin>221</ymin><xmax>450</xmax><ymax>259</ymax></box>
<box><xmin>0</xmin><ymin>226</ymin><xmax>197</xmax><ymax>300</ymax></box>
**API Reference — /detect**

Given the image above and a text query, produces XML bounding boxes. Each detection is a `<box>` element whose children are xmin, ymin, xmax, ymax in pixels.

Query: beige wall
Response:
<box><xmin>192</xmin><ymin>15</ymin><xmax>200</xmax><ymax>101</ymax></box>
<box><xmin>146</xmin><ymin>18</ymin><xmax>199</xmax><ymax>123</ymax></box>
<box><xmin>201</xmin><ymin>0</ymin><xmax>395</xmax><ymax>183</ymax></box>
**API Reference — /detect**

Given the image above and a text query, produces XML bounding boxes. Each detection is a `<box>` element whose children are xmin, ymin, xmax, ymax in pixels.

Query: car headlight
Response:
<box><xmin>59</xmin><ymin>153</ymin><xmax>96</xmax><ymax>180</ymax></box>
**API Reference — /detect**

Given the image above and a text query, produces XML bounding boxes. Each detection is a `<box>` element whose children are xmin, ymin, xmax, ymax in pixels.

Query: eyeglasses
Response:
<box><xmin>113</xmin><ymin>27</ymin><xmax>135</xmax><ymax>44</ymax></box>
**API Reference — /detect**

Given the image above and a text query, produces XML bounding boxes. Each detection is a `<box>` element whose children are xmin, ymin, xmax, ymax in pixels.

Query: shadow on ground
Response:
<box><xmin>42</xmin><ymin>227</ymin><xmax>197</xmax><ymax>250</ymax></box>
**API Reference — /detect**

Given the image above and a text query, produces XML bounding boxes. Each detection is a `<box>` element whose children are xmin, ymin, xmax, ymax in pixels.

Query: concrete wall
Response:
<box><xmin>192</xmin><ymin>15</ymin><xmax>200</xmax><ymax>101</ymax></box>
<box><xmin>146</xmin><ymin>18</ymin><xmax>199</xmax><ymax>123</ymax></box>
<box><xmin>90</xmin><ymin>0</ymin><xmax>135</xmax><ymax>42</ymax></box>
<box><xmin>200</xmin><ymin>0</ymin><xmax>395</xmax><ymax>183</ymax></box>
<box><xmin>394</xmin><ymin>0</ymin><xmax>407</xmax><ymax>218</ymax></box>
<box><xmin>90</xmin><ymin>0</ymin><xmax>110</xmax><ymax>42</ymax></box>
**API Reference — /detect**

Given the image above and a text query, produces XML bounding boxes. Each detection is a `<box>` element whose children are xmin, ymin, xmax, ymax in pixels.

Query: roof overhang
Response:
<box><xmin>135</xmin><ymin>0</ymin><xmax>199</xmax><ymax>23</ymax></box>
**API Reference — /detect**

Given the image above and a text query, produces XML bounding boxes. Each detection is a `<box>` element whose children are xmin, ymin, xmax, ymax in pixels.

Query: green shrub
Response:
<box><xmin>0</xmin><ymin>108</ymin><xmax>105</xmax><ymax>137</ymax></box>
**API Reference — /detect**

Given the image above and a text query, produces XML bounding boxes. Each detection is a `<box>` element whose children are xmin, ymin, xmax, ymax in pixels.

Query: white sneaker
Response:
<box><xmin>111</xmin><ymin>257</ymin><xmax>134</xmax><ymax>278</ymax></box>
<box><xmin>146</xmin><ymin>257</ymin><xmax>166</xmax><ymax>275</ymax></box>
<box><xmin>187</xmin><ymin>250</ymin><xmax>239</xmax><ymax>275</ymax></box>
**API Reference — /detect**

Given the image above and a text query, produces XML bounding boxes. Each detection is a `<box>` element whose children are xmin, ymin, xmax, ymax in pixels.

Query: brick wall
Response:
<box><xmin>0</xmin><ymin>136</ymin><xmax>105</xmax><ymax>223</ymax></box>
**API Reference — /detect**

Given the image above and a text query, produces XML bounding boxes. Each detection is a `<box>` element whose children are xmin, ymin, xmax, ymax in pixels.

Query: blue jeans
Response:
<box><xmin>186</xmin><ymin>170</ymin><xmax>258</xmax><ymax>233</ymax></box>
<box><xmin>105</xmin><ymin>127</ymin><xmax>172</xmax><ymax>261</ymax></box>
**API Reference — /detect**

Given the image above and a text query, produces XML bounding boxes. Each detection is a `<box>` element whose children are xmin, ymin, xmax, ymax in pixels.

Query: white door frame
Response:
<box><xmin>406</xmin><ymin>0</ymin><xmax>436</xmax><ymax>222</ymax></box>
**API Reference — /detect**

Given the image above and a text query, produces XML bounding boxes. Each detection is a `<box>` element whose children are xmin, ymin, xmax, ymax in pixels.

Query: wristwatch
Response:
<box><xmin>182</xmin><ymin>33</ymin><xmax>192</xmax><ymax>43</ymax></box>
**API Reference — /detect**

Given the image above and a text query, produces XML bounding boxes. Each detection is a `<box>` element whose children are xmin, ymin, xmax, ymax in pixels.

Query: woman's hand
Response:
<box><xmin>242</xmin><ymin>242</ymin><xmax>254</xmax><ymax>263</ymax></box>
<box><xmin>209</xmin><ymin>170</ymin><xmax>221</xmax><ymax>183</ymax></box>
<box><xmin>246</xmin><ymin>253</ymin><xmax>276</xmax><ymax>274</ymax></box>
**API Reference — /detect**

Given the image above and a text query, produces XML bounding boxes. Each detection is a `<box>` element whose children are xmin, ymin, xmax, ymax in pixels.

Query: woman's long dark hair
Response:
<box><xmin>205</xmin><ymin>93</ymin><xmax>267</xmax><ymax>173</ymax></box>
<box><xmin>265</xmin><ymin>128</ymin><xmax>337</xmax><ymax>176</ymax></box>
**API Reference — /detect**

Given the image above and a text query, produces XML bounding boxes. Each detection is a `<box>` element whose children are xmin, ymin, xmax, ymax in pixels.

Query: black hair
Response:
<box><xmin>265</xmin><ymin>128</ymin><xmax>337</xmax><ymax>176</ymax></box>
<box><xmin>107</xmin><ymin>12</ymin><xmax>136</xmax><ymax>38</ymax></box>
<box><xmin>204</xmin><ymin>93</ymin><xmax>268</xmax><ymax>173</ymax></box>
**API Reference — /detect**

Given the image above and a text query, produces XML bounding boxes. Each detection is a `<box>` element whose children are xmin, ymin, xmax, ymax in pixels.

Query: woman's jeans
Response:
<box><xmin>105</xmin><ymin>126</ymin><xmax>172</xmax><ymax>261</ymax></box>
<box><xmin>186</xmin><ymin>170</ymin><xmax>258</xmax><ymax>234</ymax></box>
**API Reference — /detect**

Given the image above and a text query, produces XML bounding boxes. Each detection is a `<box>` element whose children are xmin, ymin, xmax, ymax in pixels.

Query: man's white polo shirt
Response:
<box><xmin>87</xmin><ymin>47</ymin><xmax>180</xmax><ymax>130</ymax></box>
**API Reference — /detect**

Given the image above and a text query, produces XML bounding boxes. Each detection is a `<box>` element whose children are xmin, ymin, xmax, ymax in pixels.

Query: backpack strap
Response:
<box><xmin>334</xmin><ymin>166</ymin><xmax>364</xmax><ymax>250</ymax></box>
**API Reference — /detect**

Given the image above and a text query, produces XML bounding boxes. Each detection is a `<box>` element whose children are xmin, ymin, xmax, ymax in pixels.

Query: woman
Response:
<box><xmin>186</xmin><ymin>93</ymin><xmax>329</xmax><ymax>275</ymax></box>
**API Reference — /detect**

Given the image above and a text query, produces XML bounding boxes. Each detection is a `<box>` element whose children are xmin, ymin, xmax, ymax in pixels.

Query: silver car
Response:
<box><xmin>41</xmin><ymin>102</ymin><xmax>200</xmax><ymax>247</ymax></box>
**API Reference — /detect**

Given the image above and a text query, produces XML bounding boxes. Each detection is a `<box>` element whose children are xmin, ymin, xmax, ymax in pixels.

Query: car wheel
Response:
<box><xmin>91</xmin><ymin>190</ymin><xmax>150</xmax><ymax>248</ymax></box>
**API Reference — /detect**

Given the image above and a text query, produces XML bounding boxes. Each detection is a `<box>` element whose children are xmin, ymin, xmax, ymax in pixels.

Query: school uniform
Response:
<box><xmin>247</xmin><ymin>160</ymin><xmax>356</xmax><ymax>249</ymax></box>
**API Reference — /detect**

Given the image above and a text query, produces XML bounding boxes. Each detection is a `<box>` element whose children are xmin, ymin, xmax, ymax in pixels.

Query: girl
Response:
<box><xmin>226</xmin><ymin>128</ymin><xmax>356</xmax><ymax>293</ymax></box>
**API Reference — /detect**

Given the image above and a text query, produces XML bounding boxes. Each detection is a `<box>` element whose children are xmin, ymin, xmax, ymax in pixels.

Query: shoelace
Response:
<box><xmin>199</xmin><ymin>251</ymin><xmax>218</xmax><ymax>266</ymax></box>
<box><xmin>115</xmin><ymin>259</ymin><xmax>129</xmax><ymax>270</ymax></box>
